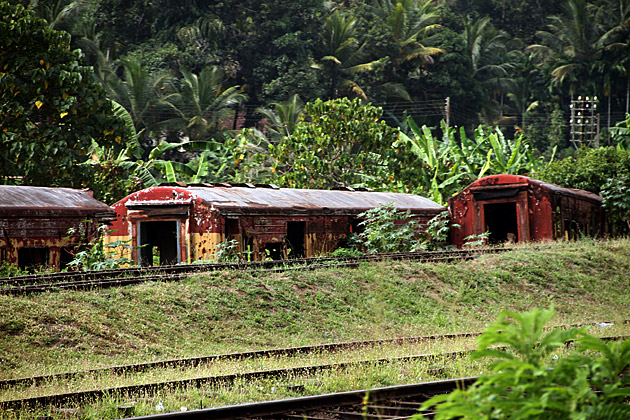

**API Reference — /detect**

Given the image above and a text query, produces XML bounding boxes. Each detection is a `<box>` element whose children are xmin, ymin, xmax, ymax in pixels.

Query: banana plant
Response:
<box><xmin>398</xmin><ymin>116</ymin><xmax>551</xmax><ymax>205</ymax></box>
<box><xmin>86</xmin><ymin>100</ymin><xmax>158</xmax><ymax>188</ymax></box>
<box><xmin>150</xmin><ymin>139</ymin><xmax>238</xmax><ymax>183</ymax></box>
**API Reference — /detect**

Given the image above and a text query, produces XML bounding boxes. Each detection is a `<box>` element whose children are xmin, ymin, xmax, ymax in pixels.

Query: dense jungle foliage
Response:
<box><xmin>1</xmin><ymin>0</ymin><xmax>629</xmax><ymax>208</ymax></box>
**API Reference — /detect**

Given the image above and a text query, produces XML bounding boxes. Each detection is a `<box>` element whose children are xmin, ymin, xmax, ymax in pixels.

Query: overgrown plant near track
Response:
<box><xmin>66</xmin><ymin>223</ymin><xmax>134</xmax><ymax>271</ymax></box>
<box><xmin>353</xmin><ymin>205</ymin><xmax>456</xmax><ymax>253</ymax></box>
<box><xmin>417</xmin><ymin>308</ymin><xmax>630</xmax><ymax>419</ymax></box>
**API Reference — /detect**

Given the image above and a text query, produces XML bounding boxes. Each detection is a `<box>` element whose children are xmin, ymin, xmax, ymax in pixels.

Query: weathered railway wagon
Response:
<box><xmin>449</xmin><ymin>174</ymin><xmax>607</xmax><ymax>247</ymax></box>
<box><xmin>0</xmin><ymin>186</ymin><xmax>115</xmax><ymax>270</ymax></box>
<box><xmin>106</xmin><ymin>184</ymin><xmax>445</xmax><ymax>265</ymax></box>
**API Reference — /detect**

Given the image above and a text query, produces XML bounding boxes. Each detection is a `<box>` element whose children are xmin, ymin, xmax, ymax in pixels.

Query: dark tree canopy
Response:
<box><xmin>0</xmin><ymin>2</ymin><xmax>127</xmax><ymax>186</ymax></box>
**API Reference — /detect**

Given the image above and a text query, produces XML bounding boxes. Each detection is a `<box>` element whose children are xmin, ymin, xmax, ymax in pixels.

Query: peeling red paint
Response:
<box><xmin>449</xmin><ymin>175</ymin><xmax>607</xmax><ymax>247</ymax></box>
<box><xmin>109</xmin><ymin>185</ymin><xmax>445</xmax><ymax>264</ymax></box>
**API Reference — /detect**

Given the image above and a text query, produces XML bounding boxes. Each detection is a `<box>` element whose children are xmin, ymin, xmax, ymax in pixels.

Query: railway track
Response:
<box><xmin>0</xmin><ymin>248</ymin><xmax>509</xmax><ymax>295</ymax></box>
<box><xmin>0</xmin><ymin>350</ymin><xmax>473</xmax><ymax>410</ymax></box>
<box><xmin>0</xmin><ymin>331</ymin><xmax>480</xmax><ymax>389</ymax></box>
<box><xmin>119</xmin><ymin>377</ymin><xmax>478</xmax><ymax>420</ymax></box>
<box><xmin>3</xmin><ymin>318</ymin><xmax>625</xmax><ymax>390</ymax></box>
<box><xmin>2</xmin><ymin>332</ymin><xmax>626</xmax><ymax>411</ymax></box>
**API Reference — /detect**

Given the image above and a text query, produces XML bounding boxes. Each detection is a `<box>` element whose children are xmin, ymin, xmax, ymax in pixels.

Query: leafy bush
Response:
<box><xmin>0</xmin><ymin>261</ymin><xmax>28</xmax><ymax>277</ymax></box>
<box><xmin>425</xmin><ymin>211</ymin><xmax>458</xmax><ymax>251</ymax></box>
<box><xmin>355</xmin><ymin>203</ymin><xmax>425</xmax><ymax>253</ymax></box>
<box><xmin>610</xmin><ymin>113</ymin><xmax>630</xmax><ymax>149</ymax></box>
<box><xmin>66</xmin><ymin>224</ymin><xmax>134</xmax><ymax>271</ymax></box>
<box><xmin>355</xmin><ymin>204</ymin><xmax>456</xmax><ymax>253</ymax></box>
<box><xmin>463</xmin><ymin>232</ymin><xmax>490</xmax><ymax>247</ymax></box>
<box><xmin>330</xmin><ymin>247</ymin><xmax>364</xmax><ymax>258</ymax></box>
<box><xmin>601</xmin><ymin>174</ymin><xmax>630</xmax><ymax>234</ymax></box>
<box><xmin>416</xmin><ymin>308</ymin><xmax>630</xmax><ymax>419</ymax></box>
<box><xmin>537</xmin><ymin>147</ymin><xmax>630</xmax><ymax>194</ymax></box>
<box><xmin>212</xmin><ymin>239</ymin><xmax>242</xmax><ymax>263</ymax></box>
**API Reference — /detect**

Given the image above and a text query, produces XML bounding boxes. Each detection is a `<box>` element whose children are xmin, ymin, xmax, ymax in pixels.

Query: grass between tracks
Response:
<box><xmin>0</xmin><ymin>239</ymin><xmax>629</xmax><ymax>417</ymax></box>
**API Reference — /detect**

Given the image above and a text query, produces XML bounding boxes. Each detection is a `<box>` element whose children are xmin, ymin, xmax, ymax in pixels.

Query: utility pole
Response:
<box><xmin>444</xmin><ymin>97</ymin><xmax>450</xmax><ymax>128</ymax></box>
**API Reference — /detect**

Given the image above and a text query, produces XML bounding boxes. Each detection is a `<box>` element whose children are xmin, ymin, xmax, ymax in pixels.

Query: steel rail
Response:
<box><xmin>0</xmin><ymin>248</ymin><xmax>508</xmax><ymax>286</ymax></box>
<box><xmin>0</xmin><ymin>351</ymin><xmax>473</xmax><ymax>410</ymax></box>
<box><xmin>0</xmin><ymin>332</ymin><xmax>482</xmax><ymax>389</ymax></box>
<box><xmin>3</xmin><ymin>321</ymin><xmax>626</xmax><ymax>390</ymax></box>
<box><xmin>2</xmin><ymin>334</ymin><xmax>627</xmax><ymax>411</ymax></box>
<box><xmin>118</xmin><ymin>377</ymin><xmax>479</xmax><ymax>420</ymax></box>
<box><xmin>0</xmin><ymin>248</ymin><xmax>508</xmax><ymax>295</ymax></box>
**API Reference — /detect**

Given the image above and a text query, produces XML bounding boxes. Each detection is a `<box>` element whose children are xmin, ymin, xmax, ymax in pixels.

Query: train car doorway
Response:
<box><xmin>484</xmin><ymin>202</ymin><xmax>518</xmax><ymax>243</ymax></box>
<box><xmin>138</xmin><ymin>221</ymin><xmax>180</xmax><ymax>265</ymax></box>
<box><xmin>18</xmin><ymin>248</ymin><xmax>49</xmax><ymax>271</ymax></box>
<box><xmin>286</xmin><ymin>221</ymin><xmax>305</xmax><ymax>258</ymax></box>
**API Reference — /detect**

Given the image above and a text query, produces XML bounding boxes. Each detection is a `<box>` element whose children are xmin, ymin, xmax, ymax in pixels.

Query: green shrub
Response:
<box><xmin>355</xmin><ymin>203</ymin><xmax>425</xmax><ymax>253</ymax></box>
<box><xmin>416</xmin><ymin>308</ymin><xmax>630</xmax><ymax>419</ymax></box>
<box><xmin>330</xmin><ymin>247</ymin><xmax>364</xmax><ymax>258</ymax></box>
<box><xmin>610</xmin><ymin>113</ymin><xmax>630</xmax><ymax>149</ymax></box>
<box><xmin>0</xmin><ymin>261</ymin><xmax>28</xmax><ymax>277</ymax></box>
<box><xmin>537</xmin><ymin>147</ymin><xmax>630</xmax><ymax>194</ymax></box>
<box><xmin>601</xmin><ymin>174</ymin><xmax>630</xmax><ymax>234</ymax></box>
<box><xmin>355</xmin><ymin>205</ymin><xmax>456</xmax><ymax>253</ymax></box>
<box><xmin>67</xmin><ymin>224</ymin><xmax>134</xmax><ymax>271</ymax></box>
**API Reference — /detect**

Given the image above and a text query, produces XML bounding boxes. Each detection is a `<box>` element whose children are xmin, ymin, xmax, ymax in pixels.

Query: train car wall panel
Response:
<box><xmin>448</xmin><ymin>175</ymin><xmax>607</xmax><ymax>247</ymax></box>
<box><xmin>107</xmin><ymin>185</ymin><xmax>445</xmax><ymax>265</ymax></box>
<box><xmin>0</xmin><ymin>186</ymin><xmax>114</xmax><ymax>271</ymax></box>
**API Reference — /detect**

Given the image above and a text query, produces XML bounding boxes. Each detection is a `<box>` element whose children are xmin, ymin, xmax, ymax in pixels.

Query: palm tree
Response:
<box><xmin>462</xmin><ymin>16</ymin><xmax>515</xmax><ymax>122</ymax></box>
<box><xmin>256</xmin><ymin>94</ymin><xmax>304</xmax><ymax>140</ymax></box>
<box><xmin>161</xmin><ymin>65</ymin><xmax>248</xmax><ymax>142</ymax></box>
<box><xmin>374</xmin><ymin>0</ymin><xmax>444</xmax><ymax>71</ymax></box>
<box><xmin>104</xmin><ymin>58</ymin><xmax>172</xmax><ymax>150</ymax></box>
<box><xmin>597</xmin><ymin>0</ymin><xmax>630</xmax><ymax>118</ymax></box>
<box><xmin>316</xmin><ymin>11</ymin><xmax>385</xmax><ymax>99</ymax></box>
<box><xmin>27</xmin><ymin>0</ymin><xmax>94</xmax><ymax>31</ymax></box>
<box><xmin>527</xmin><ymin>0</ymin><xmax>608</xmax><ymax>96</ymax></box>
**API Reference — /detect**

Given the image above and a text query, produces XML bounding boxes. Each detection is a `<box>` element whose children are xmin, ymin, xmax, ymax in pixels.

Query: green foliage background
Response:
<box><xmin>2</xmin><ymin>0</ymin><xmax>630</xmax><ymax>207</ymax></box>
<box><xmin>0</xmin><ymin>2</ymin><xmax>128</xmax><ymax>187</ymax></box>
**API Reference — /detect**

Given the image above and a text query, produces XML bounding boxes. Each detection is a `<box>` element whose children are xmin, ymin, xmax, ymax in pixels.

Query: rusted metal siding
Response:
<box><xmin>449</xmin><ymin>175</ymin><xmax>607</xmax><ymax>247</ymax></box>
<box><xmin>107</xmin><ymin>185</ymin><xmax>445</xmax><ymax>264</ymax></box>
<box><xmin>0</xmin><ymin>186</ymin><xmax>115</xmax><ymax>270</ymax></box>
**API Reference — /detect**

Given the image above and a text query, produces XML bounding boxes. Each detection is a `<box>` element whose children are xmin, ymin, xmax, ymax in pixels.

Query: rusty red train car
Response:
<box><xmin>448</xmin><ymin>174</ymin><xmax>608</xmax><ymax>247</ymax></box>
<box><xmin>106</xmin><ymin>183</ymin><xmax>445</xmax><ymax>265</ymax></box>
<box><xmin>0</xmin><ymin>186</ymin><xmax>115</xmax><ymax>271</ymax></box>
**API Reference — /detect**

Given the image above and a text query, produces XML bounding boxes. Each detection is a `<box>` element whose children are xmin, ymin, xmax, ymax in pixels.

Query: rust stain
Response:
<box><xmin>449</xmin><ymin>175</ymin><xmax>607</xmax><ymax>247</ymax></box>
<box><xmin>108</xmin><ymin>184</ymin><xmax>445</xmax><ymax>264</ymax></box>
<box><xmin>0</xmin><ymin>186</ymin><xmax>115</xmax><ymax>270</ymax></box>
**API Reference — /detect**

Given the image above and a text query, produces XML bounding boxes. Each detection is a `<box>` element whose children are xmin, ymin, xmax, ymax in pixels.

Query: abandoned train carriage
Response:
<box><xmin>449</xmin><ymin>174</ymin><xmax>608</xmax><ymax>247</ymax></box>
<box><xmin>106</xmin><ymin>184</ymin><xmax>445</xmax><ymax>265</ymax></box>
<box><xmin>0</xmin><ymin>186</ymin><xmax>115</xmax><ymax>270</ymax></box>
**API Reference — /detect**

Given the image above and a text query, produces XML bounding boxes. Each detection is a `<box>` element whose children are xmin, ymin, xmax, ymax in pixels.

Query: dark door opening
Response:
<box><xmin>139</xmin><ymin>221</ymin><xmax>179</xmax><ymax>266</ymax></box>
<box><xmin>60</xmin><ymin>247</ymin><xmax>74</xmax><ymax>271</ymax></box>
<box><xmin>18</xmin><ymin>248</ymin><xmax>49</xmax><ymax>271</ymax></box>
<box><xmin>484</xmin><ymin>202</ymin><xmax>519</xmax><ymax>244</ymax></box>
<box><xmin>286</xmin><ymin>221</ymin><xmax>305</xmax><ymax>258</ymax></box>
<box><xmin>264</xmin><ymin>243</ymin><xmax>283</xmax><ymax>261</ymax></box>
<box><xmin>225</xmin><ymin>218</ymin><xmax>239</xmax><ymax>239</ymax></box>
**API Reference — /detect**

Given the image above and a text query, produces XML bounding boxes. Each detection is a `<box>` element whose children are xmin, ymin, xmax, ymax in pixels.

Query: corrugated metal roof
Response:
<box><xmin>467</xmin><ymin>175</ymin><xmax>603</xmax><ymax>204</ymax></box>
<box><xmin>0</xmin><ymin>186</ymin><xmax>113</xmax><ymax>215</ymax></box>
<box><xmin>123</xmin><ymin>186</ymin><xmax>444</xmax><ymax>214</ymax></box>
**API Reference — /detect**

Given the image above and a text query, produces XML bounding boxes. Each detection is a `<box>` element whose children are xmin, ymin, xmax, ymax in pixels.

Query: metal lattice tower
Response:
<box><xmin>570</xmin><ymin>96</ymin><xmax>600</xmax><ymax>148</ymax></box>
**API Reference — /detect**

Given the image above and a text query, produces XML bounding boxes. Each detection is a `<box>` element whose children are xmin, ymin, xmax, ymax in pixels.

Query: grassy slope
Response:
<box><xmin>1</xmin><ymin>239</ymin><xmax>629</xmax><ymax>379</ymax></box>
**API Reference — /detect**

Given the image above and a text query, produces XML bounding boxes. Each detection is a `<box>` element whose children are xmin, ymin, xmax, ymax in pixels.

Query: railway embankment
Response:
<box><xmin>0</xmin><ymin>239</ymin><xmax>629</xmax><ymax>419</ymax></box>
<box><xmin>1</xmin><ymin>239</ymin><xmax>629</xmax><ymax>379</ymax></box>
